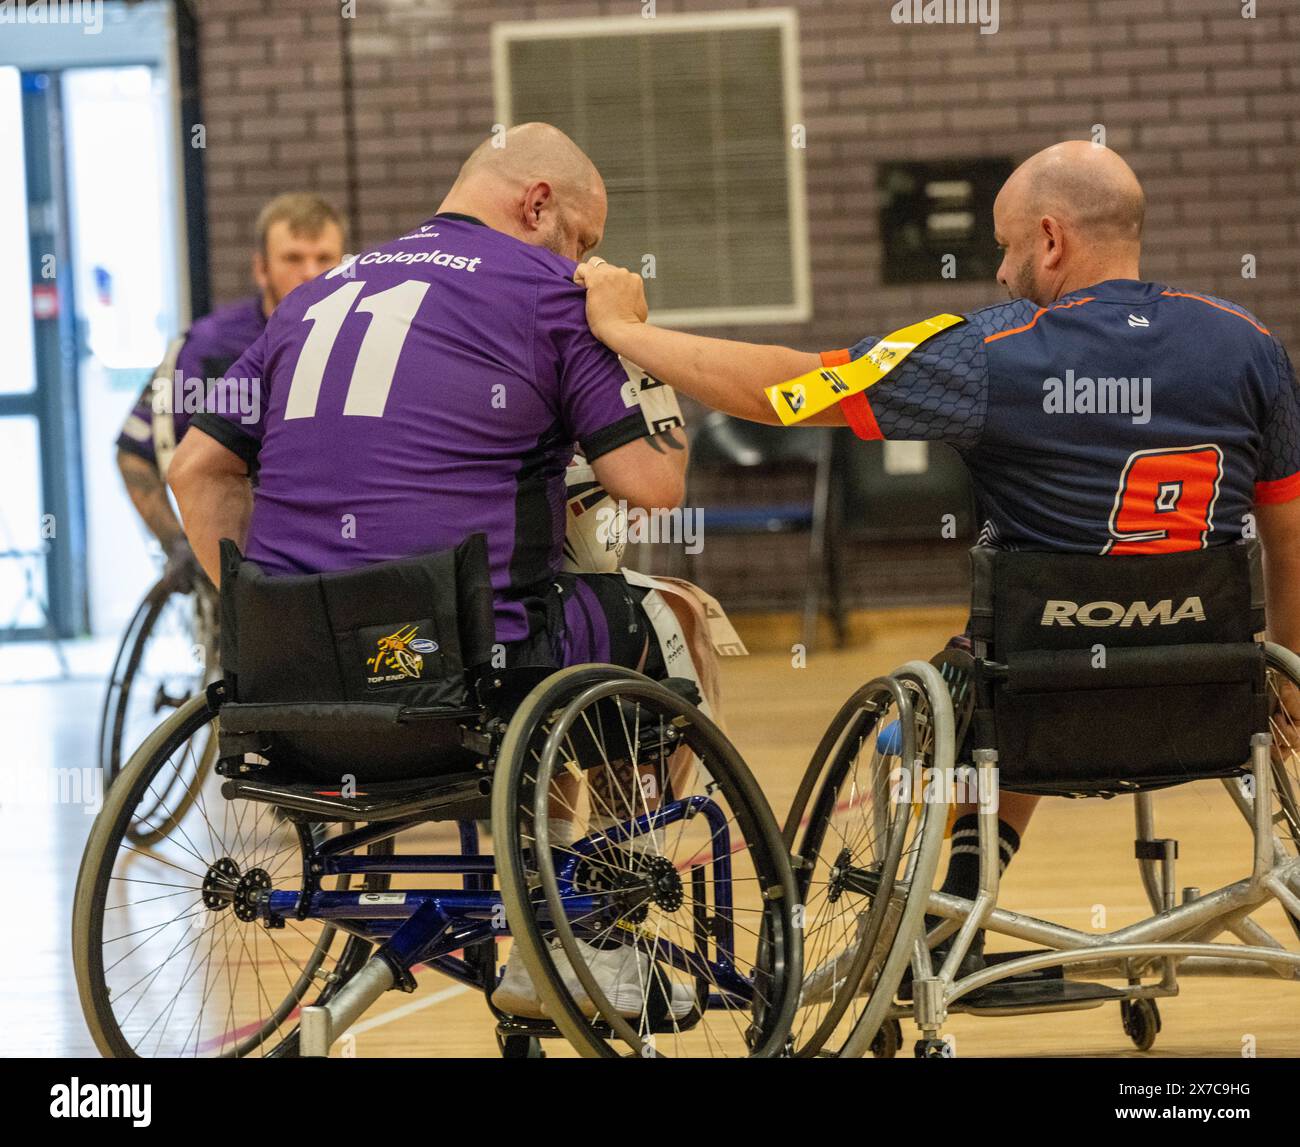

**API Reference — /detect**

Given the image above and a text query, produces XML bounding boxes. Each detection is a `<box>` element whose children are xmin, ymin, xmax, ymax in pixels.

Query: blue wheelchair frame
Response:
<box><xmin>259</xmin><ymin>801</ymin><xmax>755</xmax><ymax>1012</ymax></box>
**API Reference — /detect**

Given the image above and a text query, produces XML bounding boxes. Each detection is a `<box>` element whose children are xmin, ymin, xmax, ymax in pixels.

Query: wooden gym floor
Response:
<box><xmin>4</xmin><ymin>605</ymin><xmax>1297</xmax><ymax>1058</ymax></box>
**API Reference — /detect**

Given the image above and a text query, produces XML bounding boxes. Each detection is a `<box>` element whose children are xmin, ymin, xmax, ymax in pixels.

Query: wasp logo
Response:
<box><xmin>366</xmin><ymin>624</ymin><xmax>429</xmax><ymax>680</ymax></box>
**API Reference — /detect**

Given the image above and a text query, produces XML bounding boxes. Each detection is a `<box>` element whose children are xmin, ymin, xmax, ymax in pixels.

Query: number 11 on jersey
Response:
<box><xmin>284</xmin><ymin>280</ymin><xmax>430</xmax><ymax>421</ymax></box>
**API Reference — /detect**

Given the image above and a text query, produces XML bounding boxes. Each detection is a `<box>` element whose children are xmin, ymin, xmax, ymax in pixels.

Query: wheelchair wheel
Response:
<box><xmin>1262</xmin><ymin>646</ymin><xmax>1300</xmax><ymax>943</ymax></box>
<box><xmin>74</xmin><ymin>692</ymin><xmax>388</xmax><ymax>1057</ymax></box>
<box><xmin>871</xmin><ymin>1016</ymin><xmax>902</xmax><ymax>1058</ymax></box>
<box><xmin>1121</xmin><ymin>998</ymin><xmax>1161</xmax><ymax>1052</ymax></box>
<box><xmin>783</xmin><ymin>677</ymin><xmax>927</xmax><ymax>1057</ymax></box>
<box><xmin>493</xmin><ymin>665</ymin><xmax>801</xmax><ymax>1058</ymax></box>
<box><xmin>496</xmin><ymin>1033</ymin><xmax>545</xmax><ymax>1059</ymax></box>
<box><xmin>99</xmin><ymin>579</ymin><xmax>218</xmax><ymax>844</ymax></box>
<box><xmin>98</xmin><ymin>590</ymin><xmax>154</xmax><ymax>774</ymax></box>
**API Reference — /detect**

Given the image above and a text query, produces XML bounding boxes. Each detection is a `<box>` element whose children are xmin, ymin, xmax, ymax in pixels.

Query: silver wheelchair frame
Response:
<box><xmin>832</xmin><ymin>650</ymin><xmax>1300</xmax><ymax>1058</ymax></box>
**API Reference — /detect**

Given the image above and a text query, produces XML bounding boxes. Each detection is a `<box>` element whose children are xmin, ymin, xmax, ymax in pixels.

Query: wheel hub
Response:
<box><xmin>579</xmin><ymin>848</ymin><xmax>683</xmax><ymax>926</ymax></box>
<box><xmin>233</xmin><ymin>868</ymin><xmax>272</xmax><ymax>922</ymax></box>
<box><xmin>826</xmin><ymin>847</ymin><xmax>853</xmax><ymax>903</ymax></box>
<box><xmin>642</xmin><ymin>854</ymin><xmax>684</xmax><ymax>913</ymax></box>
<box><xmin>201</xmin><ymin>857</ymin><xmax>240</xmax><ymax>911</ymax></box>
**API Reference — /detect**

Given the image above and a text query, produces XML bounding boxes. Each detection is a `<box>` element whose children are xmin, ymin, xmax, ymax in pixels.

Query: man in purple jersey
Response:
<box><xmin>172</xmin><ymin>124</ymin><xmax>687</xmax><ymax>670</ymax></box>
<box><xmin>116</xmin><ymin>193</ymin><xmax>344</xmax><ymax>588</ymax></box>
<box><xmin>169</xmin><ymin>125</ymin><xmax>695</xmax><ymax>1018</ymax></box>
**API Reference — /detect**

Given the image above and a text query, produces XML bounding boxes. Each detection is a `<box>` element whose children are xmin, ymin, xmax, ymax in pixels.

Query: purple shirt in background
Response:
<box><xmin>193</xmin><ymin>215</ymin><xmax>647</xmax><ymax>644</ymax></box>
<box><xmin>117</xmin><ymin>296</ymin><xmax>267</xmax><ymax>469</ymax></box>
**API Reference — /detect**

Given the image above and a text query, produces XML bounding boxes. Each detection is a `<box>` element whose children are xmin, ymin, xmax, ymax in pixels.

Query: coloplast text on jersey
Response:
<box><xmin>326</xmin><ymin>250</ymin><xmax>482</xmax><ymax>279</ymax></box>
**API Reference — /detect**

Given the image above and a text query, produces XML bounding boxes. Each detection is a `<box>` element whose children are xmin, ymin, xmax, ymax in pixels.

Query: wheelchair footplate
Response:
<box><xmin>950</xmin><ymin>950</ymin><xmax>1130</xmax><ymax>1016</ymax></box>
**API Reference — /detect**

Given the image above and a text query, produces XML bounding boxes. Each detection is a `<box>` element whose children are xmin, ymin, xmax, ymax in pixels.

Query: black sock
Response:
<box><xmin>924</xmin><ymin>813</ymin><xmax>1021</xmax><ymax>935</ymax></box>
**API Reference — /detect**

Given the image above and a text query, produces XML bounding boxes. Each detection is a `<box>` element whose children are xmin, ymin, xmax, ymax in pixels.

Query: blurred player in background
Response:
<box><xmin>115</xmin><ymin>193</ymin><xmax>345</xmax><ymax>590</ymax></box>
<box><xmin>577</xmin><ymin>139</ymin><xmax>1300</xmax><ymax>974</ymax></box>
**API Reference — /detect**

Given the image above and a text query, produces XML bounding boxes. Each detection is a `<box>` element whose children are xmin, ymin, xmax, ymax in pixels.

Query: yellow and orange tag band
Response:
<box><xmin>763</xmin><ymin>313</ymin><xmax>966</xmax><ymax>426</ymax></box>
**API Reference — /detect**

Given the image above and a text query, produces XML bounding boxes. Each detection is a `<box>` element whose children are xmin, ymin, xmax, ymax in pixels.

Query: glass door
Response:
<box><xmin>0</xmin><ymin>66</ymin><xmax>69</xmax><ymax>641</ymax></box>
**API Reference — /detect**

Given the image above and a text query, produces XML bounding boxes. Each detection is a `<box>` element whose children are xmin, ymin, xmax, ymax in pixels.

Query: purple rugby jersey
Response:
<box><xmin>192</xmin><ymin>214</ymin><xmax>649</xmax><ymax>645</ymax></box>
<box><xmin>117</xmin><ymin>296</ymin><xmax>267</xmax><ymax>472</ymax></box>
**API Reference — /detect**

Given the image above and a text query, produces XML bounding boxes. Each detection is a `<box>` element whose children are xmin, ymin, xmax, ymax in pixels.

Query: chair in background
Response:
<box><xmin>676</xmin><ymin>412</ymin><xmax>844</xmax><ymax>651</ymax></box>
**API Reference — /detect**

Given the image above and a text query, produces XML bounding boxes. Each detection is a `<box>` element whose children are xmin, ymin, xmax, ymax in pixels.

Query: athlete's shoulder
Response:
<box><xmin>961</xmin><ymin>297</ymin><xmax>1042</xmax><ymax>341</ymax></box>
<box><xmin>516</xmin><ymin>243</ymin><xmax>581</xmax><ymax>295</ymax></box>
<box><xmin>1156</xmin><ymin>285</ymin><xmax>1272</xmax><ymax>338</ymax></box>
<box><xmin>186</xmin><ymin>296</ymin><xmax>265</xmax><ymax>353</ymax></box>
<box><xmin>525</xmin><ymin>250</ymin><xmax>591</xmax><ymax>320</ymax></box>
<box><xmin>418</xmin><ymin>218</ymin><xmax>580</xmax><ymax>291</ymax></box>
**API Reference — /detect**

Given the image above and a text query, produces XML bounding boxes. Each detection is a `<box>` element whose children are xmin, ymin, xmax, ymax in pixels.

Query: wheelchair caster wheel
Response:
<box><xmin>914</xmin><ymin>1038</ymin><xmax>949</xmax><ymax>1059</ymax></box>
<box><xmin>870</xmin><ymin>1019</ymin><xmax>902</xmax><ymax>1059</ymax></box>
<box><xmin>1121</xmin><ymin>999</ymin><xmax>1161</xmax><ymax>1051</ymax></box>
<box><xmin>497</xmin><ymin>1034</ymin><xmax>545</xmax><ymax>1059</ymax></box>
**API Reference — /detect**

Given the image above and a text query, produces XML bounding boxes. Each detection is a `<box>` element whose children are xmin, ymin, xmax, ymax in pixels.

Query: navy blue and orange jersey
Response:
<box><xmin>828</xmin><ymin>279</ymin><xmax>1300</xmax><ymax>553</ymax></box>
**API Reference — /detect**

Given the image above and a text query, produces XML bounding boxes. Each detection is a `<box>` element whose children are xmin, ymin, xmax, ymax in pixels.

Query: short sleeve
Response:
<box><xmin>830</xmin><ymin>320</ymin><xmax>991</xmax><ymax>452</ymax></box>
<box><xmin>535</xmin><ymin>277</ymin><xmax>646</xmax><ymax>461</ymax></box>
<box><xmin>1255</xmin><ymin>337</ymin><xmax>1300</xmax><ymax>505</ymax></box>
<box><xmin>117</xmin><ymin>335</ymin><xmax>190</xmax><ymax>464</ymax></box>
<box><xmin>191</xmin><ymin>328</ymin><xmax>269</xmax><ymax>469</ymax></box>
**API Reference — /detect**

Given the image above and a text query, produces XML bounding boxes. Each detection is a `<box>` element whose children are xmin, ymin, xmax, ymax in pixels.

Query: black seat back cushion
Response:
<box><xmin>968</xmin><ymin>542</ymin><xmax>1267</xmax><ymax>792</ymax></box>
<box><xmin>217</xmin><ymin>534</ymin><xmax>495</xmax><ymax>780</ymax></box>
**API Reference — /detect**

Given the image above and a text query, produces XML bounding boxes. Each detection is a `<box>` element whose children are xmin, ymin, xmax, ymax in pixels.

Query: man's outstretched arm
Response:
<box><xmin>576</xmin><ymin>261</ymin><xmax>840</xmax><ymax>426</ymax></box>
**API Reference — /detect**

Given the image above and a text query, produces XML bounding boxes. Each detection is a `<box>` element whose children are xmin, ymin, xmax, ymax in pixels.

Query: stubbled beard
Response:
<box><xmin>1010</xmin><ymin>255</ymin><xmax>1034</xmax><ymax>300</ymax></box>
<box><xmin>1010</xmin><ymin>255</ymin><xmax>1049</xmax><ymax>305</ymax></box>
<box><xmin>539</xmin><ymin>228</ymin><xmax>571</xmax><ymax>259</ymax></box>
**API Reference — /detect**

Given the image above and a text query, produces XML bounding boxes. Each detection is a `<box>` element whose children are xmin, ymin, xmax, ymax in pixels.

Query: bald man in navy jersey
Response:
<box><xmin>577</xmin><ymin>140</ymin><xmax>1300</xmax><ymax>972</ymax></box>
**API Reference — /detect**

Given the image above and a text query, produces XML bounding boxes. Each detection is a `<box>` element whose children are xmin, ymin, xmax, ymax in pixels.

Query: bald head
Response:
<box><xmin>439</xmin><ymin>122</ymin><xmax>607</xmax><ymax>262</ymax></box>
<box><xmin>994</xmin><ymin>141</ymin><xmax>1145</xmax><ymax>306</ymax></box>
<box><xmin>457</xmin><ymin>123</ymin><xmax>603</xmax><ymax>202</ymax></box>
<box><xmin>1004</xmin><ymin>141</ymin><xmax>1144</xmax><ymax>242</ymax></box>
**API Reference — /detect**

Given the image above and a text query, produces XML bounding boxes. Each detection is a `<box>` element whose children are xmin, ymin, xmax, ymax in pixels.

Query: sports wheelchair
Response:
<box><xmin>784</xmin><ymin>540</ymin><xmax>1300</xmax><ymax>1057</ymax></box>
<box><xmin>73</xmin><ymin>535</ymin><xmax>801</xmax><ymax>1058</ymax></box>
<box><xmin>99</xmin><ymin>562</ymin><xmax>220</xmax><ymax>845</ymax></box>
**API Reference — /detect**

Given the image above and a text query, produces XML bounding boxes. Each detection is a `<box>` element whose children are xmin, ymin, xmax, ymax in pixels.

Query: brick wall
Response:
<box><xmin>194</xmin><ymin>0</ymin><xmax>1300</xmax><ymax>607</ymax></box>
